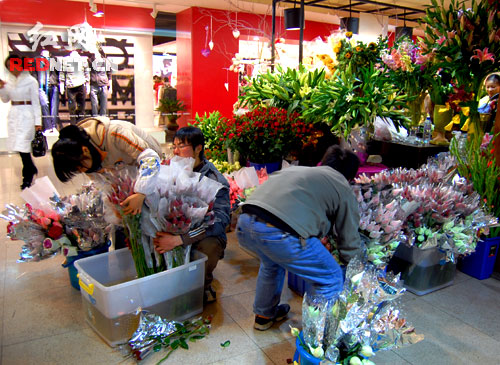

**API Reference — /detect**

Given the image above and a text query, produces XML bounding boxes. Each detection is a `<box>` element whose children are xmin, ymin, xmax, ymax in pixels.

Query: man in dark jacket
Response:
<box><xmin>153</xmin><ymin>126</ymin><xmax>230</xmax><ymax>304</ymax></box>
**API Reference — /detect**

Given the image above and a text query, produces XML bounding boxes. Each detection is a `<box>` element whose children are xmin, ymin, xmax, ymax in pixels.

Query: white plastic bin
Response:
<box><xmin>74</xmin><ymin>248</ymin><xmax>207</xmax><ymax>347</ymax></box>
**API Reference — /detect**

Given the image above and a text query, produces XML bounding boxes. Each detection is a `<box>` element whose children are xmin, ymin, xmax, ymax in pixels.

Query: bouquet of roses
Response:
<box><xmin>294</xmin><ymin>258</ymin><xmax>423</xmax><ymax>363</ymax></box>
<box><xmin>136</xmin><ymin>153</ymin><xmax>223</xmax><ymax>271</ymax></box>
<box><xmin>1</xmin><ymin>203</ymin><xmax>68</xmax><ymax>262</ymax></box>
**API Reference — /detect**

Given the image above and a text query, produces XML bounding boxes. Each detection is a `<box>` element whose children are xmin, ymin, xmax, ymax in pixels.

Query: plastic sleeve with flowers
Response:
<box><xmin>322</xmin><ymin>258</ymin><xmax>409</xmax><ymax>363</ymax></box>
<box><xmin>302</xmin><ymin>293</ymin><xmax>329</xmax><ymax>360</ymax></box>
<box><xmin>59</xmin><ymin>185</ymin><xmax>110</xmax><ymax>252</ymax></box>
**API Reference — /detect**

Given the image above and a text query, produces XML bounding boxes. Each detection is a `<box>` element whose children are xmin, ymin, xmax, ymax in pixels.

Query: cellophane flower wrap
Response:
<box><xmin>53</xmin><ymin>184</ymin><xmax>110</xmax><ymax>257</ymax></box>
<box><xmin>102</xmin><ymin>167</ymin><xmax>155</xmax><ymax>278</ymax></box>
<box><xmin>301</xmin><ymin>258</ymin><xmax>423</xmax><ymax>363</ymax></box>
<box><xmin>354</xmin><ymin>153</ymin><xmax>498</xmax><ymax>264</ymax></box>
<box><xmin>1</xmin><ymin>203</ymin><xmax>68</xmax><ymax>262</ymax></box>
<box><xmin>134</xmin><ymin>151</ymin><xmax>223</xmax><ymax>272</ymax></box>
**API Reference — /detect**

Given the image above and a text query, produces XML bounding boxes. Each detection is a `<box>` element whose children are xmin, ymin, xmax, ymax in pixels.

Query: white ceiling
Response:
<box><xmin>73</xmin><ymin>0</ymin><xmax>460</xmax><ymax>27</ymax></box>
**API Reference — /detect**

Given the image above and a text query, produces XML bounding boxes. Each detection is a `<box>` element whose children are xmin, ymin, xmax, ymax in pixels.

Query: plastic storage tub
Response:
<box><xmin>458</xmin><ymin>236</ymin><xmax>500</xmax><ymax>280</ymax></box>
<box><xmin>387</xmin><ymin>243</ymin><xmax>456</xmax><ymax>295</ymax></box>
<box><xmin>288</xmin><ymin>272</ymin><xmax>310</xmax><ymax>296</ymax></box>
<box><xmin>74</xmin><ymin>248</ymin><xmax>207</xmax><ymax>347</ymax></box>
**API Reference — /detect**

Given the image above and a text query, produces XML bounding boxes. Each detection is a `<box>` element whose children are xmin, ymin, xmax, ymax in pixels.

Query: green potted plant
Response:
<box><xmin>303</xmin><ymin>63</ymin><xmax>409</xmax><ymax>139</ymax></box>
<box><xmin>191</xmin><ymin>111</ymin><xmax>228</xmax><ymax>162</ymax></box>
<box><xmin>156</xmin><ymin>97</ymin><xmax>186</xmax><ymax>138</ymax></box>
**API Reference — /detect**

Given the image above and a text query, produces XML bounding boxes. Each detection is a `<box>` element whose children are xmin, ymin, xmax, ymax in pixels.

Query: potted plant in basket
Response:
<box><xmin>219</xmin><ymin>106</ymin><xmax>314</xmax><ymax>172</ymax></box>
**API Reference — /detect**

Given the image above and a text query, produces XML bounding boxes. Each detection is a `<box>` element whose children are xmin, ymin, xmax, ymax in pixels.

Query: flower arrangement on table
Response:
<box><xmin>419</xmin><ymin>0</ymin><xmax>500</xmax><ymax>136</ymax></box>
<box><xmin>381</xmin><ymin>36</ymin><xmax>431</xmax><ymax>127</ymax></box>
<box><xmin>303</xmin><ymin>63</ymin><xmax>409</xmax><ymax>139</ymax></box>
<box><xmin>450</xmin><ymin>132</ymin><xmax>500</xmax><ymax>237</ymax></box>
<box><xmin>292</xmin><ymin>258</ymin><xmax>423</xmax><ymax>364</ymax></box>
<box><xmin>220</xmin><ymin>106</ymin><xmax>314</xmax><ymax>164</ymax></box>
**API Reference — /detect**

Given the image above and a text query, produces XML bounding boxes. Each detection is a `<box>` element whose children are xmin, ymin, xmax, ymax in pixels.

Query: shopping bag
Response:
<box><xmin>31</xmin><ymin>130</ymin><xmax>48</xmax><ymax>157</ymax></box>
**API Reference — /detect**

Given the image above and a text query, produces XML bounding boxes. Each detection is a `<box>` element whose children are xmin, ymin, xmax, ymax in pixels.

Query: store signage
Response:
<box><xmin>26</xmin><ymin>21</ymin><xmax>98</xmax><ymax>53</ymax></box>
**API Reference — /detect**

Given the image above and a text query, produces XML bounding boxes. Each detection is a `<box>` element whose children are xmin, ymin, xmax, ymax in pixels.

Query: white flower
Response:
<box><xmin>351</xmin><ymin>272</ymin><xmax>363</xmax><ymax>286</ymax></box>
<box><xmin>308</xmin><ymin>344</ymin><xmax>324</xmax><ymax>359</ymax></box>
<box><xmin>373</xmin><ymin>87</ymin><xmax>380</xmax><ymax>94</ymax></box>
<box><xmin>346</xmin><ymin>93</ymin><xmax>354</xmax><ymax>102</ymax></box>
<box><xmin>360</xmin><ymin>345</ymin><xmax>374</xmax><ymax>357</ymax></box>
<box><xmin>349</xmin><ymin>356</ymin><xmax>362</xmax><ymax>365</ymax></box>
<box><xmin>289</xmin><ymin>325</ymin><xmax>300</xmax><ymax>337</ymax></box>
<box><xmin>361</xmin><ymin>359</ymin><xmax>376</xmax><ymax>365</ymax></box>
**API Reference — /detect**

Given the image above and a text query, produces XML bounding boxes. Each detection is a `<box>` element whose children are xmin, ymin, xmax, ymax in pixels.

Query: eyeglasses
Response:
<box><xmin>172</xmin><ymin>143</ymin><xmax>191</xmax><ymax>150</ymax></box>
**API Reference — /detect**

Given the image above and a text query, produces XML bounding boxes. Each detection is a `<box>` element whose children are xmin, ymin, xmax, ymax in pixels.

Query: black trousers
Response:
<box><xmin>20</xmin><ymin>152</ymin><xmax>37</xmax><ymax>185</ymax></box>
<box><xmin>67</xmin><ymin>84</ymin><xmax>86</xmax><ymax>123</ymax></box>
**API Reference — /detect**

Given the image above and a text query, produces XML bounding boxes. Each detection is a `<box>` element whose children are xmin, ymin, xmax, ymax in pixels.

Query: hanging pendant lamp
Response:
<box><xmin>284</xmin><ymin>2</ymin><xmax>303</xmax><ymax>30</ymax></box>
<box><xmin>340</xmin><ymin>0</ymin><xmax>359</xmax><ymax>34</ymax></box>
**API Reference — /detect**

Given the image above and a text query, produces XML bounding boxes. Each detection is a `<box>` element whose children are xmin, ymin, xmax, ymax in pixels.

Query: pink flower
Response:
<box><xmin>470</xmin><ymin>48</ymin><xmax>495</xmax><ymax>63</ymax></box>
<box><xmin>437</xmin><ymin>36</ymin><xmax>446</xmax><ymax>45</ymax></box>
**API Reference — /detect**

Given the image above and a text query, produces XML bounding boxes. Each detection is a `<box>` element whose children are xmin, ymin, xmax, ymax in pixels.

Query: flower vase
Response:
<box><xmin>406</xmin><ymin>93</ymin><xmax>426</xmax><ymax>128</ymax></box>
<box><xmin>431</xmin><ymin>104</ymin><xmax>452</xmax><ymax>145</ymax></box>
<box><xmin>248</xmin><ymin>161</ymin><xmax>281</xmax><ymax>174</ymax></box>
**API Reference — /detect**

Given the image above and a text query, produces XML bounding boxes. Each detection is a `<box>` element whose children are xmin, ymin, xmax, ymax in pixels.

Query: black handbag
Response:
<box><xmin>31</xmin><ymin>130</ymin><xmax>48</xmax><ymax>157</ymax></box>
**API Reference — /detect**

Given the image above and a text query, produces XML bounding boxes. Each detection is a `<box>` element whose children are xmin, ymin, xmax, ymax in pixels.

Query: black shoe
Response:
<box><xmin>20</xmin><ymin>182</ymin><xmax>31</xmax><ymax>190</ymax></box>
<box><xmin>203</xmin><ymin>286</ymin><xmax>217</xmax><ymax>304</ymax></box>
<box><xmin>254</xmin><ymin>304</ymin><xmax>291</xmax><ymax>331</ymax></box>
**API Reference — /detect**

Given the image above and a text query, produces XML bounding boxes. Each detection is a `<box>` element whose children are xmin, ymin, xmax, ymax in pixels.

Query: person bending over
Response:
<box><xmin>237</xmin><ymin>145</ymin><xmax>365</xmax><ymax>330</ymax></box>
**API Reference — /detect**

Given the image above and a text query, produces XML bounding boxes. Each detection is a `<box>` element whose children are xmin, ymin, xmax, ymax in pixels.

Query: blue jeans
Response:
<box><xmin>236</xmin><ymin>213</ymin><xmax>343</xmax><ymax>318</ymax></box>
<box><xmin>47</xmin><ymin>85</ymin><xmax>60</xmax><ymax>129</ymax></box>
<box><xmin>90</xmin><ymin>85</ymin><xmax>108</xmax><ymax>116</ymax></box>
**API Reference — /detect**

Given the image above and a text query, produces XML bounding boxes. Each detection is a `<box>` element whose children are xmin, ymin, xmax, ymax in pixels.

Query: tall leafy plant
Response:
<box><xmin>191</xmin><ymin>111</ymin><xmax>227</xmax><ymax>162</ymax></box>
<box><xmin>239</xmin><ymin>64</ymin><xmax>325</xmax><ymax>117</ymax></box>
<box><xmin>303</xmin><ymin>64</ymin><xmax>409</xmax><ymax>139</ymax></box>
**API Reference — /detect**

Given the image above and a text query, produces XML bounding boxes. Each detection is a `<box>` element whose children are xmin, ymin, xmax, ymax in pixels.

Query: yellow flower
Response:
<box><xmin>346</xmin><ymin>31</ymin><xmax>353</xmax><ymax>38</ymax></box>
<box><xmin>356</xmin><ymin>46</ymin><xmax>362</xmax><ymax>52</ymax></box>
<box><xmin>333</xmin><ymin>46</ymin><xmax>341</xmax><ymax>53</ymax></box>
<box><xmin>345</xmin><ymin>52</ymin><xmax>352</xmax><ymax>59</ymax></box>
<box><xmin>462</xmin><ymin>106</ymin><xmax>470</xmax><ymax>116</ymax></box>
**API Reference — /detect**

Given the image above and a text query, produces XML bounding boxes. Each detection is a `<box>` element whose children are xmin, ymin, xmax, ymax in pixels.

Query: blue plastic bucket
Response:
<box><xmin>63</xmin><ymin>243</ymin><xmax>110</xmax><ymax>290</ymax></box>
<box><xmin>248</xmin><ymin>161</ymin><xmax>281</xmax><ymax>174</ymax></box>
<box><xmin>293</xmin><ymin>332</ymin><xmax>322</xmax><ymax>365</ymax></box>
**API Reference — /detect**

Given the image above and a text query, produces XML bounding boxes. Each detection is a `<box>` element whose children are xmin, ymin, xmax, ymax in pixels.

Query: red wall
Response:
<box><xmin>176</xmin><ymin>7</ymin><xmax>338</xmax><ymax>126</ymax></box>
<box><xmin>0</xmin><ymin>0</ymin><xmax>155</xmax><ymax>31</ymax></box>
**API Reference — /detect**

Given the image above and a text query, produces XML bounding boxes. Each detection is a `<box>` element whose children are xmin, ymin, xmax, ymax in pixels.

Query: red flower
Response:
<box><xmin>47</xmin><ymin>221</ymin><xmax>64</xmax><ymax>239</ymax></box>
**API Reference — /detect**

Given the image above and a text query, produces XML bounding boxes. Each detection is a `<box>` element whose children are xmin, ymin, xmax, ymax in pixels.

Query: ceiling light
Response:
<box><xmin>93</xmin><ymin>10</ymin><xmax>104</xmax><ymax>17</ymax></box>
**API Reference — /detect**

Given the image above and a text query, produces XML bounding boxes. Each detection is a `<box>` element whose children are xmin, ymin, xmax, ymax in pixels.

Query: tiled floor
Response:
<box><xmin>1</xmin><ymin>153</ymin><xmax>500</xmax><ymax>364</ymax></box>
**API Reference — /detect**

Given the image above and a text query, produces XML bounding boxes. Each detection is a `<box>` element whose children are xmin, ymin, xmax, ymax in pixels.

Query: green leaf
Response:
<box><xmin>220</xmin><ymin>340</ymin><xmax>231</xmax><ymax>348</ymax></box>
<box><xmin>171</xmin><ymin>340</ymin><xmax>180</xmax><ymax>350</ymax></box>
<box><xmin>180</xmin><ymin>338</ymin><xmax>189</xmax><ymax>350</ymax></box>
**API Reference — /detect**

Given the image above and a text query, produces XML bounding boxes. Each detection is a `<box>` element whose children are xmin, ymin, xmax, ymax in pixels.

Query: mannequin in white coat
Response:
<box><xmin>0</xmin><ymin>55</ymin><xmax>42</xmax><ymax>189</ymax></box>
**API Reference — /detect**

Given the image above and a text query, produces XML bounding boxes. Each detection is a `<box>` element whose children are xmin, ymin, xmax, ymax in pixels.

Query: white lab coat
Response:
<box><xmin>0</xmin><ymin>71</ymin><xmax>41</xmax><ymax>152</ymax></box>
